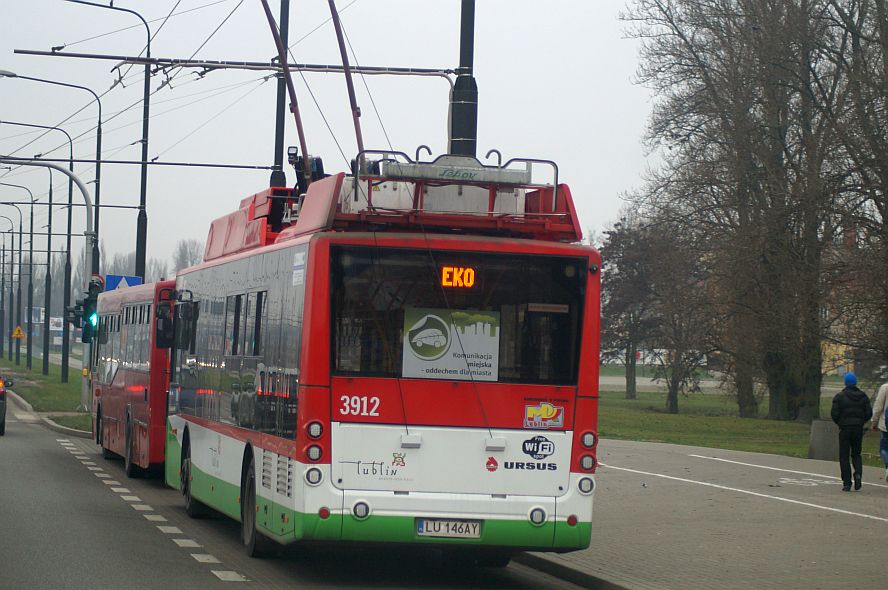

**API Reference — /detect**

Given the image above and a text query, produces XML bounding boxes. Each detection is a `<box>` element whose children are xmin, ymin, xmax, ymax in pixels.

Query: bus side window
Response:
<box><xmin>253</xmin><ymin>291</ymin><xmax>267</xmax><ymax>357</ymax></box>
<box><xmin>225</xmin><ymin>295</ymin><xmax>242</xmax><ymax>356</ymax></box>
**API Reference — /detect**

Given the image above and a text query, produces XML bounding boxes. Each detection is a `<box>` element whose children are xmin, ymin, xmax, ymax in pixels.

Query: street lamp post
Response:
<box><xmin>0</xmin><ymin>197</ymin><xmax>25</xmax><ymax>366</ymax></box>
<box><xmin>0</xmin><ymin>158</ymin><xmax>96</xmax><ymax>410</ymax></box>
<box><xmin>67</xmin><ymin>0</ymin><xmax>149</xmax><ymax>279</ymax></box>
<box><xmin>0</xmin><ymin>121</ymin><xmax>73</xmax><ymax>376</ymax></box>
<box><xmin>0</xmin><ymin>74</ymin><xmax>101</xmax><ymax>380</ymax></box>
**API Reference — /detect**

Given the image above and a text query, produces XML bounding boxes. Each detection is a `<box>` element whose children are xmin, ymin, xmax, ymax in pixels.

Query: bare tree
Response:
<box><xmin>171</xmin><ymin>239</ymin><xmax>204</xmax><ymax>272</ymax></box>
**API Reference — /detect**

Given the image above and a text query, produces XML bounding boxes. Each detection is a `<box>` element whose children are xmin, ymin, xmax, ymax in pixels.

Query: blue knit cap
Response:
<box><xmin>844</xmin><ymin>372</ymin><xmax>857</xmax><ymax>387</ymax></box>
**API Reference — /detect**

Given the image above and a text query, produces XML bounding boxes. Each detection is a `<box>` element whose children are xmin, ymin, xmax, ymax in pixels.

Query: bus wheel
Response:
<box><xmin>0</xmin><ymin>418</ymin><xmax>5</xmax><ymax>436</ymax></box>
<box><xmin>241</xmin><ymin>456</ymin><xmax>271</xmax><ymax>558</ymax></box>
<box><xmin>97</xmin><ymin>413</ymin><xmax>114</xmax><ymax>459</ymax></box>
<box><xmin>124</xmin><ymin>418</ymin><xmax>142</xmax><ymax>478</ymax></box>
<box><xmin>181</xmin><ymin>444</ymin><xmax>208</xmax><ymax>518</ymax></box>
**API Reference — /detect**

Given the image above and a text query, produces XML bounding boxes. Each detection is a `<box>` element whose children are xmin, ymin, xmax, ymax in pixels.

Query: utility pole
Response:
<box><xmin>270</xmin><ymin>0</ymin><xmax>290</xmax><ymax>188</ymax></box>
<box><xmin>449</xmin><ymin>0</ymin><xmax>478</xmax><ymax>157</ymax></box>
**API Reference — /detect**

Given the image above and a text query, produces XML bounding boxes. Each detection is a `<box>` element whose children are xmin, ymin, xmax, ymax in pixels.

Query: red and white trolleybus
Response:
<box><xmin>92</xmin><ymin>279</ymin><xmax>176</xmax><ymax>477</ymax></box>
<box><xmin>162</xmin><ymin>153</ymin><xmax>601</xmax><ymax>563</ymax></box>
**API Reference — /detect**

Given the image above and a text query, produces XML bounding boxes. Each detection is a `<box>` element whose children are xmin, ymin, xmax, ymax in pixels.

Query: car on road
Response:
<box><xmin>0</xmin><ymin>376</ymin><xmax>8</xmax><ymax>436</ymax></box>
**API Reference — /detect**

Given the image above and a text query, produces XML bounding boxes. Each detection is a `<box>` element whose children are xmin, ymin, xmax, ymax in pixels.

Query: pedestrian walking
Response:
<box><xmin>871</xmin><ymin>371</ymin><xmax>888</xmax><ymax>482</ymax></box>
<box><xmin>830</xmin><ymin>372</ymin><xmax>873</xmax><ymax>491</ymax></box>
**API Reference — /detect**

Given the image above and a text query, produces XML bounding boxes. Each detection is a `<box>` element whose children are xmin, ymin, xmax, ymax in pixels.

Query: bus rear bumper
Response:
<box><xmin>291</xmin><ymin>470</ymin><xmax>593</xmax><ymax>551</ymax></box>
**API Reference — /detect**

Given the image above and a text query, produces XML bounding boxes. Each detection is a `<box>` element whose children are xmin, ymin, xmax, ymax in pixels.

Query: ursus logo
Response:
<box><xmin>486</xmin><ymin>456</ymin><xmax>499</xmax><ymax>472</ymax></box>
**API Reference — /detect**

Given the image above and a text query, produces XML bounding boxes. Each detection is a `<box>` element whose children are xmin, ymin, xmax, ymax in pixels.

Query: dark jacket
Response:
<box><xmin>831</xmin><ymin>386</ymin><xmax>873</xmax><ymax>429</ymax></box>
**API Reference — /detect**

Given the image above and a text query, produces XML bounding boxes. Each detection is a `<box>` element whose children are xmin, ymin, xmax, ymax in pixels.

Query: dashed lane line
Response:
<box><xmin>212</xmin><ymin>571</ymin><xmax>248</xmax><ymax>582</ymax></box>
<box><xmin>689</xmin><ymin>454</ymin><xmax>888</xmax><ymax>489</ymax></box>
<box><xmin>173</xmin><ymin>539</ymin><xmax>202</xmax><ymax>548</ymax></box>
<box><xmin>66</xmin><ymin>442</ymin><xmax>250</xmax><ymax>584</ymax></box>
<box><xmin>158</xmin><ymin>526</ymin><xmax>183</xmax><ymax>534</ymax></box>
<box><xmin>600</xmin><ymin>462</ymin><xmax>888</xmax><ymax>523</ymax></box>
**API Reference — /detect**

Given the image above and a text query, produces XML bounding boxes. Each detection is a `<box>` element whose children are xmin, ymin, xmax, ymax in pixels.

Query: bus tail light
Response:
<box><xmin>306</xmin><ymin>445</ymin><xmax>322</xmax><ymax>462</ymax></box>
<box><xmin>571</xmin><ymin>397</ymin><xmax>598</xmax><ymax>473</ymax></box>
<box><xmin>307</xmin><ymin>421</ymin><xmax>323</xmax><ymax>439</ymax></box>
<box><xmin>528</xmin><ymin>507</ymin><xmax>547</xmax><ymax>526</ymax></box>
<box><xmin>353</xmin><ymin>501</ymin><xmax>370</xmax><ymax>520</ymax></box>
<box><xmin>578</xmin><ymin>477</ymin><xmax>595</xmax><ymax>495</ymax></box>
<box><xmin>318</xmin><ymin>507</ymin><xmax>331</xmax><ymax>520</ymax></box>
<box><xmin>296</xmin><ymin>387</ymin><xmax>330</xmax><ymax>464</ymax></box>
<box><xmin>579</xmin><ymin>454</ymin><xmax>596</xmax><ymax>471</ymax></box>
<box><xmin>305</xmin><ymin>467</ymin><xmax>323</xmax><ymax>486</ymax></box>
<box><xmin>567</xmin><ymin>514</ymin><xmax>578</xmax><ymax>527</ymax></box>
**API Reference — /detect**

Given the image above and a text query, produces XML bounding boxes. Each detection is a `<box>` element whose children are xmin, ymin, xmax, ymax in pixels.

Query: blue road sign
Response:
<box><xmin>105</xmin><ymin>275</ymin><xmax>143</xmax><ymax>291</ymax></box>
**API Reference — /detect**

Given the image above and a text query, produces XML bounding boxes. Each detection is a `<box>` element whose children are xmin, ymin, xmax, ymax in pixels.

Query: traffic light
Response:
<box><xmin>81</xmin><ymin>278</ymin><xmax>103</xmax><ymax>343</ymax></box>
<box><xmin>65</xmin><ymin>301</ymin><xmax>83</xmax><ymax>329</ymax></box>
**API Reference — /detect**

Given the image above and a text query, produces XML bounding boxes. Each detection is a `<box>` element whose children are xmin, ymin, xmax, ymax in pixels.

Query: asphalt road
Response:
<box><xmin>0</xmin><ymin>399</ymin><xmax>584</xmax><ymax>590</ymax></box>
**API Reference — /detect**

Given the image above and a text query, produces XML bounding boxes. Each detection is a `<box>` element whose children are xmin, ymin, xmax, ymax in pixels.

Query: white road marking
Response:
<box><xmin>689</xmin><ymin>454</ymin><xmax>888</xmax><ymax>489</ymax></box>
<box><xmin>95</xmin><ymin>473</ymin><xmax>110</xmax><ymax>478</ymax></box>
<box><xmin>191</xmin><ymin>554</ymin><xmax>221</xmax><ymax>564</ymax></box>
<box><xmin>81</xmin><ymin>461</ymin><xmax>96</xmax><ymax>466</ymax></box>
<box><xmin>173</xmin><ymin>539</ymin><xmax>201</xmax><ymax>548</ymax></box>
<box><xmin>157</xmin><ymin>526</ymin><xmax>183</xmax><ymax>534</ymax></box>
<box><xmin>56</xmin><ymin>438</ymin><xmax>70</xmax><ymax>442</ymax></box>
<box><xmin>110</xmin><ymin>487</ymin><xmax>131</xmax><ymax>493</ymax></box>
<box><xmin>87</xmin><ymin>467</ymin><xmax>103</xmax><ymax>471</ymax></box>
<box><xmin>143</xmin><ymin>514</ymin><xmax>167</xmax><ymax>522</ymax></box>
<box><xmin>132</xmin><ymin>504</ymin><xmax>153</xmax><ymax>511</ymax></box>
<box><xmin>103</xmin><ymin>480</ymin><xmax>121</xmax><ymax>486</ymax></box>
<box><xmin>120</xmin><ymin>495</ymin><xmax>142</xmax><ymax>502</ymax></box>
<box><xmin>59</xmin><ymin>441</ymin><xmax>74</xmax><ymax>446</ymax></box>
<box><xmin>212</xmin><ymin>571</ymin><xmax>248</xmax><ymax>582</ymax></box>
<box><xmin>600</xmin><ymin>462</ymin><xmax>888</xmax><ymax>524</ymax></box>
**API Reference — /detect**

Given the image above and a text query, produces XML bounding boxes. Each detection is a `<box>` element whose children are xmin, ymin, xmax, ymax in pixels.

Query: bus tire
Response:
<box><xmin>0</xmin><ymin>419</ymin><xmax>5</xmax><ymax>436</ymax></box>
<box><xmin>241</xmin><ymin>456</ymin><xmax>272</xmax><ymax>558</ymax></box>
<box><xmin>181</xmin><ymin>442</ymin><xmax>209</xmax><ymax>518</ymax></box>
<box><xmin>96</xmin><ymin>412</ymin><xmax>114</xmax><ymax>459</ymax></box>
<box><xmin>124</xmin><ymin>417</ymin><xmax>142</xmax><ymax>478</ymax></box>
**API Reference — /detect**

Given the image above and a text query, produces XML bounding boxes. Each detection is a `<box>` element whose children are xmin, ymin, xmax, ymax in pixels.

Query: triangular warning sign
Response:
<box><xmin>11</xmin><ymin>326</ymin><xmax>25</xmax><ymax>340</ymax></box>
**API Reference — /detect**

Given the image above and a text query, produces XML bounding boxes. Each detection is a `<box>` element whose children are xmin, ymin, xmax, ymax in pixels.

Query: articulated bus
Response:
<box><xmin>92</xmin><ymin>280</ymin><xmax>176</xmax><ymax>477</ymax></box>
<box><xmin>162</xmin><ymin>156</ymin><xmax>601</xmax><ymax>564</ymax></box>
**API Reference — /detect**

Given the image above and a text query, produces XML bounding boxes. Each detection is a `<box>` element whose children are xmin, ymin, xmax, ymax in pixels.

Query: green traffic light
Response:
<box><xmin>88</xmin><ymin>313</ymin><xmax>98</xmax><ymax>328</ymax></box>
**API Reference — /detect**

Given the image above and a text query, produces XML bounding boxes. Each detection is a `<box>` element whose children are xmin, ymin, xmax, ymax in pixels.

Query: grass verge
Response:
<box><xmin>600</xmin><ymin>390</ymin><xmax>883</xmax><ymax>467</ymax></box>
<box><xmin>48</xmin><ymin>414</ymin><xmax>92</xmax><ymax>432</ymax></box>
<box><xmin>0</xmin><ymin>357</ymin><xmax>82</xmax><ymax>412</ymax></box>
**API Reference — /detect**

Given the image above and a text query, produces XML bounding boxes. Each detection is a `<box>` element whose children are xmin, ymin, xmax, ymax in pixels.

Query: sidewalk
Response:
<box><xmin>524</xmin><ymin>438</ymin><xmax>887</xmax><ymax>589</ymax></box>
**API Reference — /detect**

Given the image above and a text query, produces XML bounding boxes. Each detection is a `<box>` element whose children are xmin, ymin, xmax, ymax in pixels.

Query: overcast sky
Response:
<box><xmin>0</xmin><ymin>0</ymin><xmax>652</xmax><ymax>270</ymax></box>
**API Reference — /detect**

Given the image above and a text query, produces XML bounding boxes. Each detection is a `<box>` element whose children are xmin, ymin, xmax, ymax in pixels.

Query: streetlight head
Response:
<box><xmin>0</xmin><ymin>70</ymin><xmax>17</xmax><ymax>78</ymax></box>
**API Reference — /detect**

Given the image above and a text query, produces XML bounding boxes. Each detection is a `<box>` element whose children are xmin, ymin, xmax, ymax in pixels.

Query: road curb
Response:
<box><xmin>7</xmin><ymin>389</ymin><xmax>92</xmax><ymax>439</ymax></box>
<box><xmin>515</xmin><ymin>553</ymin><xmax>629</xmax><ymax>590</ymax></box>
<box><xmin>7</xmin><ymin>389</ymin><xmax>34</xmax><ymax>413</ymax></box>
<box><xmin>40</xmin><ymin>415</ymin><xmax>92</xmax><ymax>439</ymax></box>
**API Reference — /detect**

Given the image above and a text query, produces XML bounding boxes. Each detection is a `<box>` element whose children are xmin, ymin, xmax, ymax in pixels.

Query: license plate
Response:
<box><xmin>416</xmin><ymin>518</ymin><xmax>481</xmax><ymax>539</ymax></box>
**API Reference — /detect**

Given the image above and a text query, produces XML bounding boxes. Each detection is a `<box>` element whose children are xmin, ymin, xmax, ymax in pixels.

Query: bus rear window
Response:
<box><xmin>330</xmin><ymin>246</ymin><xmax>586</xmax><ymax>385</ymax></box>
